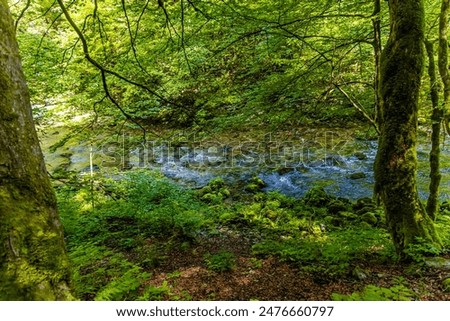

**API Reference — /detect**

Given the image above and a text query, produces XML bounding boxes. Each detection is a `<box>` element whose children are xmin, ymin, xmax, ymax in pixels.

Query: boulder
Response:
<box><xmin>354</xmin><ymin>152</ymin><xmax>368</xmax><ymax>160</ymax></box>
<box><xmin>349</xmin><ymin>172</ymin><xmax>367</xmax><ymax>180</ymax></box>
<box><xmin>327</xmin><ymin>199</ymin><xmax>348</xmax><ymax>214</ymax></box>
<box><xmin>424</xmin><ymin>257</ymin><xmax>450</xmax><ymax>270</ymax></box>
<box><xmin>360</xmin><ymin>212</ymin><xmax>378</xmax><ymax>226</ymax></box>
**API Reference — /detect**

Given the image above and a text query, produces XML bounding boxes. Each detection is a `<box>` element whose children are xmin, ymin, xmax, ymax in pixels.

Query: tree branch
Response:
<box><xmin>55</xmin><ymin>0</ymin><xmax>184</xmax><ymax>108</ymax></box>
<box><xmin>333</xmin><ymin>82</ymin><xmax>380</xmax><ymax>134</ymax></box>
<box><xmin>121</xmin><ymin>0</ymin><xmax>149</xmax><ymax>75</ymax></box>
<box><xmin>14</xmin><ymin>0</ymin><xmax>30</xmax><ymax>31</ymax></box>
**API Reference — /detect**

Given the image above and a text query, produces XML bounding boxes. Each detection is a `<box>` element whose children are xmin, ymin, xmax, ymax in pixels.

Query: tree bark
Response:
<box><xmin>0</xmin><ymin>0</ymin><xmax>73</xmax><ymax>300</ymax></box>
<box><xmin>374</xmin><ymin>0</ymin><xmax>441</xmax><ymax>257</ymax></box>
<box><xmin>438</xmin><ymin>0</ymin><xmax>450</xmax><ymax>134</ymax></box>
<box><xmin>372</xmin><ymin>0</ymin><xmax>382</xmax><ymax>127</ymax></box>
<box><xmin>425</xmin><ymin>40</ymin><xmax>442</xmax><ymax>220</ymax></box>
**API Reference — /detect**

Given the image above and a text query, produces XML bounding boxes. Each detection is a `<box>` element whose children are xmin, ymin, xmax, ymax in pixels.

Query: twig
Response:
<box><xmin>333</xmin><ymin>82</ymin><xmax>380</xmax><ymax>135</ymax></box>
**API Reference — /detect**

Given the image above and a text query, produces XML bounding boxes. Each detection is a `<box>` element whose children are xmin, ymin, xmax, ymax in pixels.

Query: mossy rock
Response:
<box><xmin>219</xmin><ymin>187</ymin><xmax>231</xmax><ymax>198</ymax></box>
<box><xmin>197</xmin><ymin>186</ymin><xmax>212</xmax><ymax>197</ymax></box>
<box><xmin>208</xmin><ymin>177</ymin><xmax>226</xmax><ymax>190</ymax></box>
<box><xmin>355</xmin><ymin>205</ymin><xmax>377</xmax><ymax>216</ymax></box>
<box><xmin>424</xmin><ymin>257</ymin><xmax>450</xmax><ymax>270</ymax></box>
<box><xmin>373</xmin><ymin>209</ymin><xmax>386</xmax><ymax>225</ymax></box>
<box><xmin>253</xmin><ymin>193</ymin><xmax>265</xmax><ymax>202</ymax></box>
<box><xmin>338</xmin><ymin>211</ymin><xmax>358</xmax><ymax>220</ymax></box>
<box><xmin>295</xmin><ymin>165</ymin><xmax>309</xmax><ymax>173</ymax></box>
<box><xmin>324</xmin><ymin>155</ymin><xmax>345</xmax><ymax>166</ymax></box>
<box><xmin>443</xmin><ymin>278</ymin><xmax>450</xmax><ymax>292</ymax></box>
<box><xmin>360</xmin><ymin>212</ymin><xmax>378</xmax><ymax>226</ymax></box>
<box><xmin>324</xmin><ymin>215</ymin><xmax>342</xmax><ymax>227</ymax></box>
<box><xmin>246</xmin><ymin>183</ymin><xmax>261</xmax><ymax>193</ymax></box>
<box><xmin>354</xmin><ymin>152</ymin><xmax>368</xmax><ymax>160</ymax></box>
<box><xmin>201</xmin><ymin>193</ymin><xmax>223</xmax><ymax>204</ymax></box>
<box><xmin>219</xmin><ymin>212</ymin><xmax>242</xmax><ymax>224</ymax></box>
<box><xmin>337</xmin><ymin>197</ymin><xmax>352</xmax><ymax>205</ymax></box>
<box><xmin>267</xmin><ymin>191</ymin><xmax>296</xmax><ymax>208</ymax></box>
<box><xmin>240</xmin><ymin>203</ymin><xmax>262</xmax><ymax>221</ymax></box>
<box><xmin>265</xmin><ymin>199</ymin><xmax>281</xmax><ymax>210</ymax></box>
<box><xmin>353</xmin><ymin>197</ymin><xmax>376</xmax><ymax>211</ymax></box>
<box><xmin>246</xmin><ymin>176</ymin><xmax>266</xmax><ymax>193</ymax></box>
<box><xmin>277</xmin><ymin>167</ymin><xmax>294</xmax><ymax>175</ymax></box>
<box><xmin>249</xmin><ymin>176</ymin><xmax>266</xmax><ymax>187</ymax></box>
<box><xmin>327</xmin><ymin>199</ymin><xmax>348</xmax><ymax>214</ymax></box>
<box><xmin>352</xmin><ymin>266</ymin><xmax>368</xmax><ymax>281</ymax></box>
<box><xmin>358</xmin><ymin>221</ymin><xmax>373</xmax><ymax>229</ymax></box>
<box><xmin>348</xmin><ymin>172</ymin><xmax>367</xmax><ymax>180</ymax></box>
<box><xmin>304</xmin><ymin>186</ymin><xmax>331</xmax><ymax>207</ymax></box>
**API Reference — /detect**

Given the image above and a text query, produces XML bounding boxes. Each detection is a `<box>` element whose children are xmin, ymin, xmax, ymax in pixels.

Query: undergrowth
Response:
<box><xmin>54</xmin><ymin>171</ymin><xmax>450</xmax><ymax>300</ymax></box>
<box><xmin>58</xmin><ymin>170</ymin><xmax>211</xmax><ymax>300</ymax></box>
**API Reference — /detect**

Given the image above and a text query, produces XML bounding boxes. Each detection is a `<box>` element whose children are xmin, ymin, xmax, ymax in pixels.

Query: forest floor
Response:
<box><xmin>142</xmin><ymin>229</ymin><xmax>450</xmax><ymax>301</ymax></box>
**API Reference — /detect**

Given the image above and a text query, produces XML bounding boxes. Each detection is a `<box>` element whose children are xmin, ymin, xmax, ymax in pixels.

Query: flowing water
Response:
<box><xmin>43</xmin><ymin>130</ymin><xmax>450</xmax><ymax>201</ymax></box>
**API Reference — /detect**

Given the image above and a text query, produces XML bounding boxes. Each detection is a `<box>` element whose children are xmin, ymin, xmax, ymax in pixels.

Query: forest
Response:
<box><xmin>2</xmin><ymin>0</ymin><xmax>450</xmax><ymax>301</ymax></box>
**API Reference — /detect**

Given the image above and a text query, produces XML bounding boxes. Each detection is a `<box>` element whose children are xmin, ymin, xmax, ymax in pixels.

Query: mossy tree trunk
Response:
<box><xmin>424</xmin><ymin>40</ymin><xmax>443</xmax><ymax>220</ymax></box>
<box><xmin>438</xmin><ymin>0</ymin><xmax>450</xmax><ymax>133</ymax></box>
<box><xmin>374</xmin><ymin>0</ymin><xmax>441</xmax><ymax>258</ymax></box>
<box><xmin>0</xmin><ymin>0</ymin><xmax>73</xmax><ymax>300</ymax></box>
<box><xmin>372</xmin><ymin>0</ymin><xmax>382</xmax><ymax>126</ymax></box>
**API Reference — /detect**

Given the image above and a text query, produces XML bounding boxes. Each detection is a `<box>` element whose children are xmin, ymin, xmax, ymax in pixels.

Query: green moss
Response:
<box><xmin>348</xmin><ymin>172</ymin><xmax>366</xmax><ymax>180</ymax></box>
<box><xmin>0</xmin><ymin>185</ymin><xmax>73</xmax><ymax>300</ymax></box>
<box><xmin>246</xmin><ymin>183</ymin><xmax>261</xmax><ymax>193</ymax></box>
<box><xmin>265</xmin><ymin>200</ymin><xmax>281</xmax><ymax>210</ymax></box>
<box><xmin>208</xmin><ymin>177</ymin><xmax>225</xmax><ymax>190</ymax></box>
<box><xmin>361</xmin><ymin>213</ymin><xmax>378</xmax><ymax>226</ymax></box>
<box><xmin>246</xmin><ymin>176</ymin><xmax>266</xmax><ymax>193</ymax></box>
<box><xmin>355</xmin><ymin>205</ymin><xmax>377</xmax><ymax>215</ymax></box>
<box><xmin>374</xmin><ymin>0</ymin><xmax>441</xmax><ymax>257</ymax></box>
<box><xmin>219</xmin><ymin>187</ymin><xmax>230</xmax><ymax>198</ymax></box>
<box><xmin>443</xmin><ymin>278</ymin><xmax>450</xmax><ymax>293</ymax></box>
<box><xmin>354</xmin><ymin>152</ymin><xmax>368</xmax><ymax>160</ymax></box>
<box><xmin>353</xmin><ymin>197</ymin><xmax>375</xmax><ymax>211</ymax></box>
<box><xmin>197</xmin><ymin>186</ymin><xmax>212</xmax><ymax>197</ymax></box>
<box><xmin>327</xmin><ymin>199</ymin><xmax>348</xmax><ymax>215</ymax></box>
<box><xmin>304</xmin><ymin>187</ymin><xmax>330</xmax><ymax>207</ymax></box>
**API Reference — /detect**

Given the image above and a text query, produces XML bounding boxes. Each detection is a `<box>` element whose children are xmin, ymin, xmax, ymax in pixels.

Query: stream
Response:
<box><xmin>46</xmin><ymin>131</ymin><xmax>450</xmax><ymax>201</ymax></box>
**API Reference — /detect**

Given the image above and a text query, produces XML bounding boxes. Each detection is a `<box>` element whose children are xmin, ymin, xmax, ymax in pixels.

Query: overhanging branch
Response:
<box><xmin>333</xmin><ymin>82</ymin><xmax>380</xmax><ymax>135</ymax></box>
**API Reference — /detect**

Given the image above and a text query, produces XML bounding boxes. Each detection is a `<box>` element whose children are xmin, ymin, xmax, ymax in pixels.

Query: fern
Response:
<box><xmin>332</xmin><ymin>284</ymin><xmax>416</xmax><ymax>301</ymax></box>
<box><xmin>95</xmin><ymin>266</ymin><xmax>149</xmax><ymax>301</ymax></box>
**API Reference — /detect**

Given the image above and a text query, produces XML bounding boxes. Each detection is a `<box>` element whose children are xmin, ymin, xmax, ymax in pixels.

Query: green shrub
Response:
<box><xmin>69</xmin><ymin>243</ymin><xmax>150</xmax><ymax>300</ymax></box>
<box><xmin>58</xmin><ymin>170</ymin><xmax>211</xmax><ymax>248</ymax></box>
<box><xmin>403</xmin><ymin>237</ymin><xmax>442</xmax><ymax>263</ymax></box>
<box><xmin>204</xmin><ymin>251</ymin><xmax>237</xmax><ymax>272</ymax></box>
<box><xmin>137</xmin><ymin>281</ymin><xmax>172</xmax><ymax>301</ymax></box>
<box><xmin>252</xmin><ymin>227</ymin><xmax>394</xmax><ymax>277</ymax></box>
<box><xmin>332</xmin><ymin>284</ymin><xmax>416</xmax><ymax>301</ymax></box>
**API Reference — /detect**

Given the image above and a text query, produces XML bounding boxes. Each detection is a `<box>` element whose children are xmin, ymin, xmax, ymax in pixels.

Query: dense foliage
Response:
<box><xmin>6</xmin><ymin>0</ymin><xmax>450</xmax><ymax>300</ymax></box>
<box><xmin>11</xmin><ymin>0</ymin><xmax>394</xmax><ymax>132</ymax></box>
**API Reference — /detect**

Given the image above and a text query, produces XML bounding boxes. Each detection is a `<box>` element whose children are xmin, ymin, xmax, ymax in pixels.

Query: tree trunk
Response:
<box><xmin>374</xmin><ymin>0</ymin><xmax>441</xmax><ymax>258</ymax></box>
<box><xmin>424</xmin><ymin>40</ymin><xmax>443</xmax><ymax>220</ymax></box>
<box><xmin>438</xmin><ymin>0</ymin><xmax>450</xmax><ymax>134</ymax></box>
<box><xmin>372</xmin><ymin>0</ymin><xmax>382</xmax><ymax>126</ymax></box>
<box><xmin>0</xmin><ymin>0</ymin><xmax>73</xmax><ymax>300</ymax></box>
